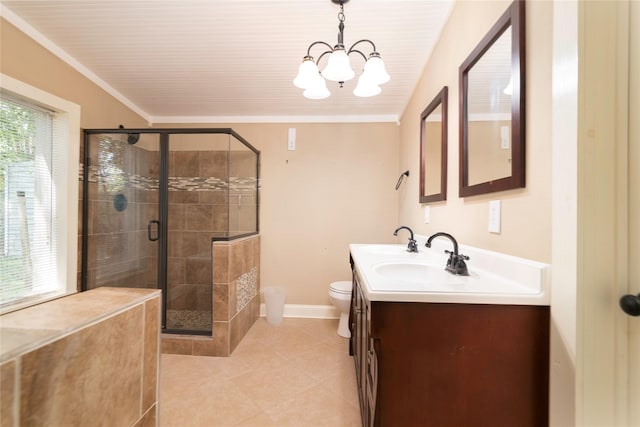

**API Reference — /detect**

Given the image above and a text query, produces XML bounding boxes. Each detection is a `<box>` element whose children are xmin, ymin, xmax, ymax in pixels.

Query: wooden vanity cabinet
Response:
<box><xmin>349</xmin><ymin>257</ymin><xmax>550</xmax><ymax>427</ymax></box>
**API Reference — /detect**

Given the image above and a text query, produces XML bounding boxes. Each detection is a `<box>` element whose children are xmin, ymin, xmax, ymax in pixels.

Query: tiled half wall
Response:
<box><xmin>161</xmin><ymin>234</ymin><xmax>260</xmax><ymax>356</ymax></box>
<box><xmin>0</xmin><ymin>288</ymin><xmax>161</xmax><ymax>427</ymax></box>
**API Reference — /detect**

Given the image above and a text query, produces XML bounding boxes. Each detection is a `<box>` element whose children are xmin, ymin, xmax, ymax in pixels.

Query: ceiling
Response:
<box><xmin>1</xmin><ymin>0</ymin><xmax>455</xmax><ymax>123</ymax></box>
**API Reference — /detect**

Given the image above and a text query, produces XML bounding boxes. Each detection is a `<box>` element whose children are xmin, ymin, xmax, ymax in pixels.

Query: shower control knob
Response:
<box><xmin>619</xmin><ymin>293</ymin><xmax>640</xmax><ymax>317</ymax></box>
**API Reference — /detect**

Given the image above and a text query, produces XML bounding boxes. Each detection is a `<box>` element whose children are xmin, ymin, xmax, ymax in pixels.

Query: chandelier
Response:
<box><xmin>293</xmin><ymin>0</ymin><xmax>390</xmax><ymax>99</ymax></box>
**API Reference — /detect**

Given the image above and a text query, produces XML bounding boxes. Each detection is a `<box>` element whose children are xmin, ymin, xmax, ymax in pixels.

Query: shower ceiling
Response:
<box><xmin>0</xmin><ymin>0</ymin><xmax>454</xmax><ymax>123</ymax></box>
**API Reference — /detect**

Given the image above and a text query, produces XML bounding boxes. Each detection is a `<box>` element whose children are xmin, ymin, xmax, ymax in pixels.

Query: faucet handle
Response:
<box><xmin>444</xmin><ymin>250</ymin><xmax>456</xmax><ymax>267</ymax></box>
<box><xmin>444</xmin><ymin>250</ymin><xmax>469</xmax><ymax>260</ymax></box>
<box><xmin>453</xmin><ymin>253</ymin><xmax>470</xmax><ymax>276</ymax></box>
<box><xmin>444</xmin><ymin>251</ymin><xmax>470</xmax><ymax>275</ymax></box>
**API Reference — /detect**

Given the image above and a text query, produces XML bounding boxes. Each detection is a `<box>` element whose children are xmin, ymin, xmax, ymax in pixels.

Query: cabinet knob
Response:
<box><xmin>620</xmin><ymin>293</ymin><xmax>640</xmax><ymax>316</ymax></box>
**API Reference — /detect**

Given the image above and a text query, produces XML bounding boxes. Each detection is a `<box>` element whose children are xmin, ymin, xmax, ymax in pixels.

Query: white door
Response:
<box><xmin>579</xmin><ymin>0</ymin><xmax>639</xmax><ymax>425</ymax></box>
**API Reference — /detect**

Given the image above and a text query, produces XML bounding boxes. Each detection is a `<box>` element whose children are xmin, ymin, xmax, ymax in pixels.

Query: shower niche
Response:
<box><xmin>80</xmin><ymin>129</ymin><xmax>259</xmax><ymax>356</ymax></box>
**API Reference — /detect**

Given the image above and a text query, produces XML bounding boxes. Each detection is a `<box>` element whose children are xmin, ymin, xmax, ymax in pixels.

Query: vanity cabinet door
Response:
<box><xmin>350</xmin><ymin>272</ymin><xmax>368</xmax><ymax>425</ymax></box>
<box><xmin>351</xmin><ymin>271</ymin><xmax>379</xmax><ymax>427</ymax></box>
<box><xmin>366</xmin><ymin>337</ymin><xmax>378</xmax><ymax>427</ymax></box>
<box><xmin>370</xmin><ymin>302</ymin><xmax>550</xmax><ymax>427</ymax></box>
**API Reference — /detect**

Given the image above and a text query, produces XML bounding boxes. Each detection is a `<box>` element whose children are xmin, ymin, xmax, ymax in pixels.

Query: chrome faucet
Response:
<box><xmin>393</xmin><ymin>226</ymin><xmax>418</xmax><ymax>253</ymax></box>
<box><xmin>425</xmin><ymin>232</ymin><xmax>470</xmax><ymax>276</ymax></box>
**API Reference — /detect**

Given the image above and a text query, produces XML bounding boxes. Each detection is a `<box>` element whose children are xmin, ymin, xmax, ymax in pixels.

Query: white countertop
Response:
<box><xmin>350</xmin><ymin>238</ymin><xmax>550</xmax><ymax>306</ymax></box>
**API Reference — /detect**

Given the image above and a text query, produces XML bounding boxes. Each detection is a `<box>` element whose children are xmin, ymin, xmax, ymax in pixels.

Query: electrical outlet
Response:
<box><xmin>424</xmin><ymin>206</ymin><xmax>430</xmax><ymax>223</ymax></box>
<box><xmin>488</xmin><ymin>200</ymin><xmax>501</xmax><ymax>233</ymax></box>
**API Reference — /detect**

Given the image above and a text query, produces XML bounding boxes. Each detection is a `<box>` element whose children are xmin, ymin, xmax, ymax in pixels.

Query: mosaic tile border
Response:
<box><xmin>236</xmin><ymin>267</ymin><xmax>258</xmax><ymax>313</ymax></box>
<box><xmin>80</xmin><ymin>164</ymin><xmax>259</xmax><ymax>192</ymax></box>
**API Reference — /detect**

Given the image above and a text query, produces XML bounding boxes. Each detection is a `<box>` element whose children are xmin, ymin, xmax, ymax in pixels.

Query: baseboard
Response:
<box><xmin>259</xmin><ymin>303</ymin><xmax>339</xmax><ymax>319</ymax></box>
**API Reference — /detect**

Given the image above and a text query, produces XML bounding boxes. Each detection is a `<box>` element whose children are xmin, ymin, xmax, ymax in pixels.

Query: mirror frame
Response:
<box><xmin>459</xmin><ymin>0</ymin><xmax>525</xmax><ymax>197</ymax></box>
<box><xmin>419</xmin><ymin>86</ymin><xmax>448</xmax><ymax>203</ymax></box>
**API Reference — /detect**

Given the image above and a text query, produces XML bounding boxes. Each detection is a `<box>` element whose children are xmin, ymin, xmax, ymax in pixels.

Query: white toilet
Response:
<box><xmin>328</xmin><ymin>281</ymin><xmax>353</xmax><ymax>338</ymax></box>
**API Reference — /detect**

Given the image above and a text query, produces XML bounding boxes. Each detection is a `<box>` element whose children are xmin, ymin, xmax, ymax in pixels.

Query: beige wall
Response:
<box><xmin>398</xmin><ymin>0</ymin><xmax>552</xmax><ymax>263</ymax></box>
<box><xmin>238</xmin><ymin>122</ymin><xmax>400</xmax><ymax>305</ymax></box>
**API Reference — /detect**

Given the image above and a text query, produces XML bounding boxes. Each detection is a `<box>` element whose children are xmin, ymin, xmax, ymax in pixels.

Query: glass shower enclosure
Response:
<box><xmin>80</xmin><ymin>129</ymin><xmax>259</xmax><ymax>335</ymax></box>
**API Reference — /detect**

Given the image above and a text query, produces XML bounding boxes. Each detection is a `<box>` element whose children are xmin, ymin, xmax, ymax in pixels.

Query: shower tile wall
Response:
<box><xmin>213</xmin><ymin>235</ymin><xmax>260</xmax><ymax>352</ymax></box>
<box><xmin>166</xmin><ymin>149</ymin><xmax>258</xmax><ymax>331</ymax></box>
<box><xmin>165</xmin><ymin>150</ymin><xmax>226</xmax><ymax>330</ymax></box>
<box><xmin>161</xmin><ymin>234</ymin><xmax>260</xmax><ymax>357</ymax></box>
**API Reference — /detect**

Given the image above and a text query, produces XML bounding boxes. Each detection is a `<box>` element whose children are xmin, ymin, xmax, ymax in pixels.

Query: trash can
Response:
<box><xmin>262</xmin><ymin>287</ymin><xmax>286</xmax><ymax>325</ymax></box>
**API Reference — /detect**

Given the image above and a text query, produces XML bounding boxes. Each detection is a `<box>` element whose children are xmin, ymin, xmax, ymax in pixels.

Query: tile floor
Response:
<box><xmin>159</xmin><ymin>317</ymin><xmax>362</xmax><ymax>426</ymax></box>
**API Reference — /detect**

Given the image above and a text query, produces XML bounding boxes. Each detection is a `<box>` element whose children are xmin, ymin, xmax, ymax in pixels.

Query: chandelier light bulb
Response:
<box><xmin>363</xmin><ymin>53</ymin><xmax>390</xmax><ymax>85</ymax></box>
<box><xmin>303</xmin><ymin>75</ymin><xmax>331</xmax><ymax>99</ymax></box>
<box><xmin>353</xmin><ymin>73</ymin><xmax>381</xmax><ymax>97</ymax></box>
<box><xmin>321</xmin><ymin>48</ymin><xmax>355</xmax><ymax>82</ymax></box>
<box><xmin>294</xmin><ymin>57</ymin><xmax>319</xmax><ymax>89</ymax></box>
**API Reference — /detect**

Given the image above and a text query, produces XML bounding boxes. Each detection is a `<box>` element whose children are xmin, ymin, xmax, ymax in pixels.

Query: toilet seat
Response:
<box><xmin>329</xmin><ymin>281</ymin><xmax>352</xmax><ymax>295</ymax></box>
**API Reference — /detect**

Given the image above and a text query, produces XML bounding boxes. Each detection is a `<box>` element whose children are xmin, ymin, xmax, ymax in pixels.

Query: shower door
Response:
<box><xmin>82</xmin><ymin>133</ymin><xmax>162</xmax><ymax>294</ymax></box>
<box><xmin>82</xmin><ymin>130</ymin><xmax>224</xmax><ymax>335</ymax></box>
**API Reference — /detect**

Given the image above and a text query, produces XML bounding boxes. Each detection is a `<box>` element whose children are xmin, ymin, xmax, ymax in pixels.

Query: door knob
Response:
<box><xmin>619</xmin><ymin>293</ymin><xmax>640</xmax><ymax>317</ymax></box>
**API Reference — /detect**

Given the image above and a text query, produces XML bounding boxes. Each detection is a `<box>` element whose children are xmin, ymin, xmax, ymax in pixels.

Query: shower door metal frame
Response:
<box><xmin>81</xmin><ymin>128</ymin><xmax>260</xmax><ymax>333</ymax></box>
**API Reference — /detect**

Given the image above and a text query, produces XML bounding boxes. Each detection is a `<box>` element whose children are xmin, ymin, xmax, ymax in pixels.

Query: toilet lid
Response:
<box><xmin>330</xmin><ymin>281</ymin><xmax>352</xmax><ymax>294</ymax></box>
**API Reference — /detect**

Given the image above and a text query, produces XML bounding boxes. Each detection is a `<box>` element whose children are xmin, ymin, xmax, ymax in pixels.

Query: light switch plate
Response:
<box><xmin>288</xmin><ymin>128</ymin><xmax>296</xmax><ymax>151</ymax></box>
<box><xmin>488</xmin><ymin>200</ymin><xmax>501</xmax><ymax>233</ymax></box>
<box><xmin>424</xmin><ymin>205</ymin><xmax>430</xmax><ymax>224</ymax></box>
<box><xmin>500</xmin><ymin>126</ymin><xmax>510</xmax><ymax>149</ymax></box>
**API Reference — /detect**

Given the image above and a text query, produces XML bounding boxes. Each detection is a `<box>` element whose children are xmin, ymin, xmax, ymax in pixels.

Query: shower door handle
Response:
<box><xmin>147</xmin><ymin>220</ymin><xmax>160</xmax><ymax>242</ymax></box>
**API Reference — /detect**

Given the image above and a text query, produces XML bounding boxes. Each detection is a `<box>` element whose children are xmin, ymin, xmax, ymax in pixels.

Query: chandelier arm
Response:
<box><xmin>346</xmin><ymin>49</ymin><xmax>368</xmax><ymax>63</ymax></box>
<box><xmin>306</xmin><ymin>41</ymin><xmax>335</xmax><ymax>57</ymax></box>
<box><xmin>316</xmin><ymin>50</ymin><xmax>334</xmax><ymax>65</ymax></box>
<box><xmin>347</xmin><ymin>39</ymin><xmax>377</xmax><ymax>55</ymax></box>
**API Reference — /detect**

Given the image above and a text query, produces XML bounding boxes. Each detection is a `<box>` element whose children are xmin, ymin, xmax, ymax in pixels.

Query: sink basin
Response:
<box><xmin>373</xmin><ymin>261</ymin><xmax>461</xmax><ymax>284</ymax></box>
<box><xmin>358</xmin><ymin>244</ymin><xmax>418</xmax><ymax>256</ymax></box>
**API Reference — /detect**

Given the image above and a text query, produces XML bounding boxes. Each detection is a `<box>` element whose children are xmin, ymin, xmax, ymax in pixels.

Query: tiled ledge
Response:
<box><xmin>1</xmin><ymin>287</ymin><xmax>160</xmax><ymax>363</ymax></box>
<box><xmin>1</xmin><ymin>287</ymin><xmax>161</xmax><ymax>427</ymax></box>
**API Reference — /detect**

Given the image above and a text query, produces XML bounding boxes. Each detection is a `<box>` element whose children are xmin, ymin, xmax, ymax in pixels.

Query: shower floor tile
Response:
<box><xmin>159</xmin><ymin>317</ymin><xmax>361</xmax><ymax>427</ymax></box>
<box><xmin>166</xmin><ymin>309</ymin><xmax>211</xmax><ymax>331</ymax></box>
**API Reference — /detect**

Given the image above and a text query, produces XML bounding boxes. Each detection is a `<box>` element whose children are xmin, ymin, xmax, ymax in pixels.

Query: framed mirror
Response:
<box><xmin>459</xmin><ymin>0</ymin><xmax>525</xmax><ymax>197</ymax></box>
<box><xmin>420</xmin><ymin>86</ymin><xmax>448</xmax><ymax>203</ymax></box>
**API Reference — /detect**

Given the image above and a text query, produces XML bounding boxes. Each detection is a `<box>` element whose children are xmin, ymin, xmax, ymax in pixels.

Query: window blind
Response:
<box><xmin>0</xmin><ymin>94</ymin><xmax>62</xmax><ymax>305</ymax></box>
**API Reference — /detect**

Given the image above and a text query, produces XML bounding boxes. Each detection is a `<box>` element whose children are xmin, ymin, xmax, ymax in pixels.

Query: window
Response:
<box><xmin>0</xmin><ymin>75</ymin><xmax>80</xmax><ymax>313</ymax></box>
